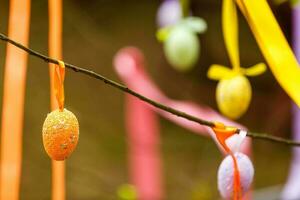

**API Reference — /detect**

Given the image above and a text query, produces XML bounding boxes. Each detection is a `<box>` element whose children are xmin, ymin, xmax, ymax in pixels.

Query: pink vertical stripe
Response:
<box><xmin>115</xmin><ymin>47</ymin><xmax>163</xmax><ymax>199</ymax></box>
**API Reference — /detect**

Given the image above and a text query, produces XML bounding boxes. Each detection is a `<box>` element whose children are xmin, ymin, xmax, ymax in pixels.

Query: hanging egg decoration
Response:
<box><xmin>208</xmin><ymin>63</ymin><xmax>266</xmax><ymax>119</ymax></box>
<box><xmin>164</xmin><ymin>26</ymin><xmax>199</xmax><ymax>71</ymax></box>
<box><xmin>218</xmin><ymin>152</ymin><xmax>254</xmax><ymax>199</ymax></box>
<box><xmin>208</xmin><ymin>0</ymin><xmax>266</xmax><ymax>119</ymax></box>
<box><xmin>43</xmin><ymin>108</ymin><xmax>79</xmax><ymax>161</ymax></box>
<box><xmin>212</xmin><ymin>122</ymin><xmax>253</xmax><ymax>199</ymax></box>
<box><xmin>216</xmin><ymin>74</ymin><xmax>251</xmax><ymax>119</ymax></box>
<box><xmin>43</xmin><ymin>61</ymin><xmax>80</xmax><ymax>161</ymax></box>
<box><xmin>157</xmin><ymin>17</ymin><xmax>207</xmax><ymax>71</ymax></box>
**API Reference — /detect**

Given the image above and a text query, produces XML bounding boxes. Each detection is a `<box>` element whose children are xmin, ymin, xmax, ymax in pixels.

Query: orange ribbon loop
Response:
<box><xmin>212</xmin><ymin>122</ymin><xmax>238</xmax><ymax>153</ymax></box>
<box><xmin>212</xmin><ymin>122</ymin><xmax>241</xmax><ymax>200</ymax></box>
<box><xmin>54</xmin><ymin>60</ymin><xmax>65</xmax><ymax>111</ymax></box>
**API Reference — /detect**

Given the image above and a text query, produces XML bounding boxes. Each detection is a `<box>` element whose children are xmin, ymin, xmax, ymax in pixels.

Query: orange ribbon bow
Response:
<box><xmin>53</xmin><ymin>60</ymin><xmax>65</xmax><ymax>111</ymax></box>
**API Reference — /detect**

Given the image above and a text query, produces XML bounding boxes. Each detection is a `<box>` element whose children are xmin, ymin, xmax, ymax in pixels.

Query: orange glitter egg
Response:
<box><xmin>42</xmin><ymin>108</ymin><xmax>79</xmax><ymax>161</ymax></box>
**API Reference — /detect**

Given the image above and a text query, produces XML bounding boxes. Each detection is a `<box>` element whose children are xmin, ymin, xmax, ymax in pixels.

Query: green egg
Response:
<box><xmin>164</xmin><ymin>27</ymin><xmax>199</xmax><ymax>71</ymax></box>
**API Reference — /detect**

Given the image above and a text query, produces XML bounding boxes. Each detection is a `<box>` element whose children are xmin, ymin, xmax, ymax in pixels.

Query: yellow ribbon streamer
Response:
<box><xmin>235</xmin><ymin>0</ymin><xmax>300</xmax><ymax>108</ymax></box>
<box><xmin>223</xmin><ymin>0</ymin><xmax>240</xmax><ymax>71</ymax></box>
<box><xmin>208</xmin><ymin>0</ymin><xmax>266</xmax><ymax>80</ymax></box>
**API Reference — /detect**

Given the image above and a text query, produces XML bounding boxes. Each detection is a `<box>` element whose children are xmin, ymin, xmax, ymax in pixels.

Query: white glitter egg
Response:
<box><xmin>217</xmin><ymin>152</ymin><xmax>254</xmax><ymax>199</ymax></box>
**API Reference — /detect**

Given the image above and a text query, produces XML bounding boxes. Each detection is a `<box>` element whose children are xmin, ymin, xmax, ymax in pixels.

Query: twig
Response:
<box><xmin>0</xmin><ymin>32</ymin><xmax>299</xmax><ymax>146</ymax></box>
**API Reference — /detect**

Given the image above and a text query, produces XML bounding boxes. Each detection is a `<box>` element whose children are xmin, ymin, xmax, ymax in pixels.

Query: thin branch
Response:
<box><xmin>0</xmin><ymin>32</ymin><xmax>299</xmax><ymax>147</ymax></box>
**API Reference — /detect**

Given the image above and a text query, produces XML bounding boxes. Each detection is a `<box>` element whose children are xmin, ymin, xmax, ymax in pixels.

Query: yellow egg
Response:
<box><xmin>216</xmin><ymin>75</ymin><xmax>251</xmax><ymax>119</ymax></box>
<box><xmin>42</xmin><ymin>108</ymin><xmax>79</xmax><ymax>161</ymax></box>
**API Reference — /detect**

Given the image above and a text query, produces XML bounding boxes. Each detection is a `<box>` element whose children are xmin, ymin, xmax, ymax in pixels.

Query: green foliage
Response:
<box><xmin>273</xmin><ymin>0</ymin><xmax>300</xmax><ymax>6</ymax></box>
<box><xmin>117</xmin><ymin>184</ymin><xmax>137</xmax><ymax>200</ymax></box>
<box><xmin>191</xmin><ymin>182</ymin><xmax>213</xmax><ymax>200</ymax></box>
<box><xmin>291</xmin><ymin>0</ymin><xmax>300</xmax><ymax>6</ymax></box>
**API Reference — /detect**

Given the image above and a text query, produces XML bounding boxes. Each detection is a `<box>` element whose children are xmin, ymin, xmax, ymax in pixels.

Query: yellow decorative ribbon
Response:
<box><xmin>223</xmin><ymin>0</ymin><xmax>239</xmax><ymax>71</ymax></box>
<box><xmin>235</xmin><ymin>0</ymin><xmax>300</xmax><ymax>108</ymax></box>
<box><xmin>208</xmin><ymin>0</ymin><xmax>266</xmax><ymax>81</ymax></box>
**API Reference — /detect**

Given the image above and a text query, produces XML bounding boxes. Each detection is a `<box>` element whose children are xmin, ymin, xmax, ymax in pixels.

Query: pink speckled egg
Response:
<box><xmin>217</xmin><ymin>152</ymin><xmax>254</xmax><ymax>199</ymax></box>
